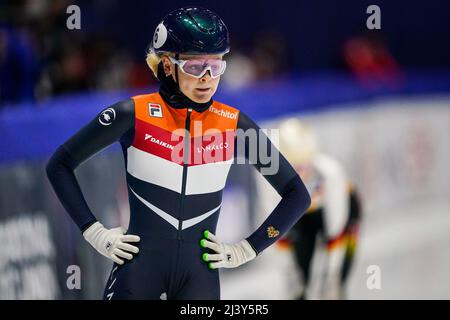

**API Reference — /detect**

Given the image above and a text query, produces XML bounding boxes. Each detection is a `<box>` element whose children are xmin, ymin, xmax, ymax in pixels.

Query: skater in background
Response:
<box><xmin>275</xmin><ymin>118</ymin><xmax>362</xmax><ymax>299</ymax></box>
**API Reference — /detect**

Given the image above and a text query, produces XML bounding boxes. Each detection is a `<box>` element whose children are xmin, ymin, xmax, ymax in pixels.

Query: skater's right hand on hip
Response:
<box><xmin>83</xmin><ymin>222</ymin><xmax>140</xmax><ymax>265</ymax></box>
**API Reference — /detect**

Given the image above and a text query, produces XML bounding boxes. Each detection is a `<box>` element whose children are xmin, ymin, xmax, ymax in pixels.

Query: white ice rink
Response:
<box><xmin>220</xmin><ymin>200</ymin><xmax>450</xmax><ymax>300</ymax></box>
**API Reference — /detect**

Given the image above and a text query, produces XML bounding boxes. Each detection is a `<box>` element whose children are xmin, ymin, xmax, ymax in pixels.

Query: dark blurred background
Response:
<box><xmin>1</xmin><ymin>0</ymin><xmax>449</xmax><ymax>105</ymax></box>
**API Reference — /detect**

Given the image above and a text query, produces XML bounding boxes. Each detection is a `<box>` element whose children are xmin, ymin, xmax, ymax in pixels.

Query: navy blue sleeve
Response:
<box><xmin>236</xmin><ymin>111</ymin><xmax>311</xmax><ymax>254</ymax></box>
<box><xmin>46</xmin><ymin>99</ymin><xmax>135</xmax><ymax>232</ymax></box>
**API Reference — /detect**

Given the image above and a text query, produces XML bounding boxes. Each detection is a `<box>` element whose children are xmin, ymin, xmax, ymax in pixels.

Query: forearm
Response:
<box><xmin>246</xmin><ymin>174</ymin><xmax>311</xmax><ymax>254</ymax></box>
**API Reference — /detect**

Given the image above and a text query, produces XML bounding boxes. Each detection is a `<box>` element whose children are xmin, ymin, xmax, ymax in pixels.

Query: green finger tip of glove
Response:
<box><xmin>203</xmin><ymin>230</ymin><xmax>209</xmax><ymax>238</ymax></box>
<box><xmin>202</xmin><ymin>253</ymin><xmax>208</xmax><ymax>262</ymax></box>
<box><xmin>208</xmin><ymin>262</ymin><xmax>214</xmax><ymax>270</ymax></box>
<box><xmin>200</xmin><ymin>239</ymin><xmax>206</xmax><ymax>248</ymax></box>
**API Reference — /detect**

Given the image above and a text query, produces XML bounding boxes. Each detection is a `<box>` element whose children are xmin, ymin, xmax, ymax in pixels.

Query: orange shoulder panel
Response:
<box><xmin>190</xmin><ymin>100</ymin><xmax>240</xmax><ymax>137</ymax></box>
<box><xmin>132</xmin><ymin>92</ymin><xmax>186</xmax><ymax>132</ymax></box>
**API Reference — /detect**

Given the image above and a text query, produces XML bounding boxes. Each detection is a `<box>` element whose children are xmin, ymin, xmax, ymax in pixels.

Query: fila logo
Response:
<box><xmin>149</xmin><ymin>103</ymin><xmax>163</xmax><ymax>118</ymax></box>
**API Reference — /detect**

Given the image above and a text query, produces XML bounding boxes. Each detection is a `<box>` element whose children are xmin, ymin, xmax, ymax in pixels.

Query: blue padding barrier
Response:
<box><xmin>1</xmin><ymin>71</ymin><xmax>449</xmax><ymax>163</ymax></box>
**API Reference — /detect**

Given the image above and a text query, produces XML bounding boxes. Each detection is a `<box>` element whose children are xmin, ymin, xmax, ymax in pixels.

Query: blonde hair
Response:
<box><xmin>146</xmin><ymin>50</ymin><xmax>176</xmax><ymax>78</ymax></box>
<box><xmin>146</xmin><ymin>49</ymin><xmax>162</xmax><ymax>78</ymax></box>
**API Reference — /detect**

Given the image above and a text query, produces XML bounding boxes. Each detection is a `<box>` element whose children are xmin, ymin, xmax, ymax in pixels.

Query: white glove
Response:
<box><xmin>82</xmin><ymin>222</ymin><xmax>140</xmax><ymax>265</ymax></box>
<box><xmin>200</xmin><ymin>230</ymin><xmax>256</xmax><ymax>269</ymax></box>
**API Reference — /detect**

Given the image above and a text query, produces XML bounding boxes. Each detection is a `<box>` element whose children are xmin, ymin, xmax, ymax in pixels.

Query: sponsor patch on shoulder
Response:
<box><xmin>148</xmin><ymin>103</ymin><xmax>163</xmax><ymax>118</ymax></box>
<box><xmin>99</xmin><ymin>108</ymin><xmax>116</xmax><ymax>126</ymax></box>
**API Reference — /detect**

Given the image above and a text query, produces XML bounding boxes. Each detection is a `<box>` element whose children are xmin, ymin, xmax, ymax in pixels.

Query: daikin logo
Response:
<box><xmin>209</xmin><ymin>106</ymin><xmax>238</xmax><ymax>120</ymax></box>
<box><xmin>145</xmin><ymin>133</ymin><xmax>174</xmax><ymax>150</ymax></box>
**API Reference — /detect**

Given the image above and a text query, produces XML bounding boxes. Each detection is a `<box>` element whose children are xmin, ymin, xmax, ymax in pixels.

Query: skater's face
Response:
<box><xmin>161</xmin><ymin>54</ymin><xmax>223</xmax><ymax>103</ymax></box>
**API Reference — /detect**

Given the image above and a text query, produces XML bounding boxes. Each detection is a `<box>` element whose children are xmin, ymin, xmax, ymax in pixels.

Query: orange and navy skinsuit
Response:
<box><xmin>46</xmin><ymin>92</ymin><xmax>310</xmax><ymax>299</ymax></box>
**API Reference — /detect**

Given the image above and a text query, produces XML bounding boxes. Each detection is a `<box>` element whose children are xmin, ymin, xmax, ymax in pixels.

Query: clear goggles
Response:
<box><xmin>169</xmin><ymin>56</ymin><xmax>227</xmax><ymax>79</ymax></box>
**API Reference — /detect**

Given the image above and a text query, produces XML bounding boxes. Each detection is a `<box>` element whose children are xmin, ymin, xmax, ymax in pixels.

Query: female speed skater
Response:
<box><xmin>46</xmin><ymin>7</ymin><xmax>311</xmax><ymax>300</ymax></box>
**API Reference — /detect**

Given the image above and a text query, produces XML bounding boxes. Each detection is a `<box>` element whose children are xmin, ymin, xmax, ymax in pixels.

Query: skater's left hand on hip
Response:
<box><xmin>200</xmin><ymin>230</ymin><xmax>256</xmax><ymax>269</ymax></box>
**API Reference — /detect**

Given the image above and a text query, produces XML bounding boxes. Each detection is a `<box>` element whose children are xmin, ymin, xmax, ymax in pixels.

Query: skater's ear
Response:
<box><xmin>160</xmin><ymin>55</ymin><xmax>175</xmax><ymax>78</ymax></box>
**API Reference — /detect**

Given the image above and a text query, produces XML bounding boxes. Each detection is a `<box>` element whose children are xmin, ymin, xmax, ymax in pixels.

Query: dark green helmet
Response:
<box><xmin>151</xmin><ymin>7</ymin><xmax>230</xmax><ymax>55</ymax></box>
